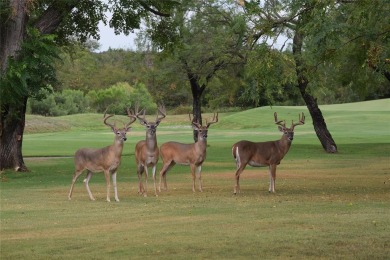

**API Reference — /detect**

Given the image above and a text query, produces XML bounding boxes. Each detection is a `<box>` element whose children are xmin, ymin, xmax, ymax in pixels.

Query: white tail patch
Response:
<box><xmin>234</xmin><ymin>146</ymin><xmax>241</xmax><ymax>169</ymax></box>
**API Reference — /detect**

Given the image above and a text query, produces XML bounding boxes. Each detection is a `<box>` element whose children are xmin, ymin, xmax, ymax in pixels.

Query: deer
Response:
<box><xmin>134</xmin><ymin>105</ymin><xmax>166</xmax><ymax>197</ymax></box>
<box><xmin>232</xmin><ymin>112</ymin><xmax>305</xmax><ymax>194</ymax></box>
<box><xmin>68</xmin><ymin>108</ymin><xmax>139</xmax><ymax>202</ymax></box>
<box><xmin>158</xmin><ymin>113</ymin><xmax>218</xmax><ymax>193</ymax></box>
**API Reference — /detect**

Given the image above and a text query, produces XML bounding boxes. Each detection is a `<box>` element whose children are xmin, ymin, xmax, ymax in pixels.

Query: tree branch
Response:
<box><xmin>33</xmin><ymin>3</ymin><xmax>76</xmax><ymax>34</ymax></box>
<box><xmin>138</xmin><ymin>1</ymin><xmax>171</xmax><ymax>17</ymax></box>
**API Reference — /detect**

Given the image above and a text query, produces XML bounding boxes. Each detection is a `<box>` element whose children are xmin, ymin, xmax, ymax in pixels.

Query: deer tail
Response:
<box><xmin>232</xmin><ymin>144</ymin><xmax>237</xmax><ymax>159</ymax></box>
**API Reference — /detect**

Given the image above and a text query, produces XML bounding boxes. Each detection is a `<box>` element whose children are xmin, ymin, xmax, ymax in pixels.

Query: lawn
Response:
<box><xmin>1</xmin><ymin>99</ymin><xmax>389</xmax><ymax>259</ymax></box>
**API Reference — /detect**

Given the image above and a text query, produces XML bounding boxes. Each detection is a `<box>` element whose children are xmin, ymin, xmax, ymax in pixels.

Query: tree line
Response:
<box><xmin>1</xmin><ymin>0</ymin><xmax>389</xmax><ymax>170</ymax></box>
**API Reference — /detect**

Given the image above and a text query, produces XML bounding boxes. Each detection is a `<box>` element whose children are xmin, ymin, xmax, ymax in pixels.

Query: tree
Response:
<box><xmin>0</xmin><ymin>0</ymin><xmax>178</xmax><ymax>171</ymax></box>
<box><xmin>240</xmin><ymin>0</ymin><xmax>389</xmax><ymax>152</ymax></box>
<box><xmin>141</xmin><ymin>0</ymin><xmax>247</xmax><ymax>141</ymax></box>
<box><xmin>303</xmin><ymin>0</ymin><xmax>390</xmax><ymax>100</ymax></box>
<box><xmin>290</xmin><ymin>0</ymin><xmax>389</xmax><ymax>152</ymax></box>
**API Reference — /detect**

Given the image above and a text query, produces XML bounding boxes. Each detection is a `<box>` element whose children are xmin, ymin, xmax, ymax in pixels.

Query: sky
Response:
<box><xmin>96</xmin><ymin>15</ymin><xmax>291</xmax><ymax>52</ymax></box>
<box><xmin>96</xmin><ymin>22</ymin><xmax>290</xmax><ymax>52</ymax></box>
<box><xmin>96</xmin><ymin>21</ymin><xmax>138</xmax><ymax>52</ymax></box>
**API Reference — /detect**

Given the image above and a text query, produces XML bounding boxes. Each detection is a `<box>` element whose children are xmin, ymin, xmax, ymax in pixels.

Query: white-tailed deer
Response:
<box><xmin>232</xmin><ymin>112</ymin><xmax>305</xmax><ymax>194</ymax></box>
<box><xmin>159</xmin><ymin>113</ymin><xmax>218</xmax><ymax>193</ymax></box>
<box><xmin>134</xmin><ymin>105</ymin><xmax>166</xmax><ymax>197</ymax></box>
<box><xmin>68</xmin><ymin>109</ymin><xmax>138</xmax><ymax>202</ymax></box>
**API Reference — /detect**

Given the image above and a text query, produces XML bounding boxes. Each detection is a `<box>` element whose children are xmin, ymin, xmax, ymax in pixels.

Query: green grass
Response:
<box><xmin>1</xmin><ymin>99</ymin><xmax>390</xmax><ymax>259</ymax></box>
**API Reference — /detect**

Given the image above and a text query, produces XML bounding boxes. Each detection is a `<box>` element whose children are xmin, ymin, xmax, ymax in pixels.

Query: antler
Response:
<box><xmin>291</xmin><ymin>112</ymin><xmax>305</xmax><ymax>129</ymax></box>
<box><xmin>103</xmin><ymin>108</ymin><xmax>116</xmax><ymax>129</ymax></box>
<box><xmin>206</xmin><ymin>113</ymin><xmax>219</xmax><ymax>128</ymax></box>
<box><xmin>274</xmin><ymin>112</ymin><xmax>286</xmax><ymax>128</ymax></box>
<box><xmin>126</xmin><ymin>105</ymin><xmax>144</xmax><ymax>128</ymax></box>
<box><xmin>156</xmin><ymin>104</ymin><xmax>166</xmax><ymax>123</ymax></box>
<box><xmin>130</xmin><ymin>103</ymin><xmax>148</xmax><ymax>125</ymax></box>
<box><xmin>189</xmin><ymin>113</ymin><xmax>202</xmax><ymax>128</ymax></box>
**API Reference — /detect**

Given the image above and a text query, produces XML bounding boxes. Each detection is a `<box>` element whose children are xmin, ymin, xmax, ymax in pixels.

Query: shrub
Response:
<box><xmin>87</xmin><ymin>82</ymin><xmax>157</xmax><ymax>114</ymax></box>
<box><xmin>29</xmin><ymin>89</ymin><xmax>89</xmax><ymax>116</ymax></box>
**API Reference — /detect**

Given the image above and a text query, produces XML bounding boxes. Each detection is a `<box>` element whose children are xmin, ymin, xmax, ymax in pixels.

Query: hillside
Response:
<box><xmin>25</xmin><ymin>99</ymin><xmax>390</xmax><ymax>133</ymax></box>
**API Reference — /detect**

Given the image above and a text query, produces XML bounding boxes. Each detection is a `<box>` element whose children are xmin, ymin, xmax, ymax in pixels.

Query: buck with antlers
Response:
<box><xmin>134</xmin><ymin>105</ymin><xmax>166</xmax><ymax>197</ymax></box>
<box><xmin>68</xmin><ymin>109</ymin><xmax>139</xmax><ymax>202</ymax></box>
<box><xmin>232</xmin><ymin>112</ymin><xmax>305</xmax><ymax>194</ymax></box>
<box><xmin>159</xmin><ymin>113</ymin><xmax>218</xmax><ymax>193</ymax></box>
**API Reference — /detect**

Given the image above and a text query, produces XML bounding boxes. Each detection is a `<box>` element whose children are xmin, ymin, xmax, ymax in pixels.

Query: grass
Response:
<box><xmin>1</xmin><ymin>99</ymin><xmax>390</xmax><ymax>259</ymax></box>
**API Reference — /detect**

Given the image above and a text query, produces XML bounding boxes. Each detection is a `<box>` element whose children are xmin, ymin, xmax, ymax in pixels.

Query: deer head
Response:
<box><xmin>103</xmin><ymin>109</ymin><xmax>137</xmax><ymax>142</ymax></box>
<box><xmin>134</xmin><ymin>104</ymin><xmax>166</xmax><ymax>136</ymax></box>
<box><xmin>274</xmin><ymin>112</ymin><xmax>305</xmax><ymax>141</ymax></box>
<box><xmin>189</xmin><ymin>113</ymin><xmax>219</xmax><ymax>140</ymax></box>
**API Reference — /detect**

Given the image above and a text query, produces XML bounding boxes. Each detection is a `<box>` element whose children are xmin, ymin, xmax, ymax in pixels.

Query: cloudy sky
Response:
<box><xmin>97</xmin><ymin>20</ymin><xmax>138</xmax><ymax>52</ymax></box>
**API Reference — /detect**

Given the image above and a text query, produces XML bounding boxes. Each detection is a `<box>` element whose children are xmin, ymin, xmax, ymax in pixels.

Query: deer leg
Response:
<box><xmin>84</xmin><ymin>171</ymin><xmax>96</xmax><ymax>201</ymax></box>
<box><xmin>234</xmin><ymin>164</ymin><xmax>246</xmax><ymax>195</ymax></box>
<box><xmin>68</xmin><ymin>169</ymin><xmax>84</xmax><ymax>200</ymax></box>
<box><xmin>137</xmin><ymin>164</ymin><xmax>145</xmax><ymax>195</ymax></box>
<box><xmin>196</xmin><ymin>165</ymin><xmax>203</xmax><ymax>192</ymax></box>
<box><xmin>269</xmin><ymin>165</ymin><xmax>276</xmax><ymax>193</ymax></box>
<box><xmin>143</xmin><ymin>166</ymin><xmax>149</xmax><ymax>197</ymax></box>
<box><xmin>104</xmin><ymin>170</ymin><xmax>111</xmax><ymax>202</ymax></box>
<box><xmin>158</xmin><ymin>161</ymin><xmax>174</xmax><ymax>192</ymax></box>
<box><xmin>190</xmin><ymin>164</ymin><xmax>196</xmax><ymax>192</ymax></box>
<box><xmin>152</xmin><ymin>165</ymin><xmax>158</xmax><ymax>197</ymax></box>
<box><xmin>112</xmin><ymin>171</ymin><xmax>119</xmax><ymax>202</ymax></box>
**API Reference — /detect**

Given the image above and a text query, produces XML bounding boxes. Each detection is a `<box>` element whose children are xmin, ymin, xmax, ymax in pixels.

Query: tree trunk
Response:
<box><xmin>0</xmin><ymin>0</ymin><xmax>29</xmax><ymax>171</ymax></box>
<box><xmin>0</xmin><ymin>98</ymin><xmax>28</xmax><ymax>171</ymax></box>
<box><xmin>0</xmin><ymin>1</ymin><xmax>28</xmax><ymax>74</ymax></box>
<box><xmin>190</xmin><ymin>79</ymin><xmax>205</xmax><ymax>142</ymax></box>
<box><xmin>0</xmin><ymin>1</ymin><xmax>76</xmax><ymax>171</ymax></box>
<box><xmin>293</xmin><ymin>30</ymin><xmax>337</xmax><ymax>153</ymax></box>
<box><xmin>182</xmin><ymin>59</ymin><xmax>206</xmax><ymax>142</ymax></box>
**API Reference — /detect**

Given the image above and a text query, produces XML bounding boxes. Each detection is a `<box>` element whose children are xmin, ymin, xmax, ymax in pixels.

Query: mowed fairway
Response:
<box><xmin>1</xmin><ymin>99</ymin><xmax>389</xmax><ymax>259</ymax></box>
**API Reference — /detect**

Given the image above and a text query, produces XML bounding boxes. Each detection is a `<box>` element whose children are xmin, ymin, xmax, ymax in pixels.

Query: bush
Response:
<box><xmin>29</xmin><ymin>89</ymin><xmax>89</xmax><ymax>116</ymax></box>
<box><xmin>87</xmin><ymin>82</ymin><xmax>157</xmax><ymax>114</ymax></box>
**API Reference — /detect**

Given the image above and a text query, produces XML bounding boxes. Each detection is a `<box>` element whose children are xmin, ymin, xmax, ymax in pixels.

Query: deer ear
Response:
<box><xmin>278</xmin><ymin>126</ymin><xmax>284</xmax><ymax>132</ymax></box>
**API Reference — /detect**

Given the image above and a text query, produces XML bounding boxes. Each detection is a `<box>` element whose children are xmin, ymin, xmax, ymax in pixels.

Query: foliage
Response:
<box><xmin>300</xmin><ymin>0</ymin><xmax>390</xmax><ymax>101</ymax></box>
<box><xmin>238</xmin><ymin>0</ymin><xmax>389</xmax><ymax>105</ymax></box>
<box><xmin>55</xmin><ymin>48</ymin><xmax>144</xmax><ymax>92</ymax></box>
<box><xmin>87</xmin><ymin>82</ymin><xmax>157</xmax><ymax>114</ymax></box>
<box><xmin>20</xmin><ymin>0</ymin><xmax>390</xmax><ymax>116</ymax></box>
<box><xmin>29</xmin><ymin>89</ymin><xmax>89</xmax><ymax>116</ymax></box>
<box><xmin>241</xmin><ymin>44</ymin><xmax>302</xmax><ymax>106</ymax></box>
<box><xmin>0</xmin><ymin>28</ymin><xmax>59</xmax><ymax>106</ymax></box>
